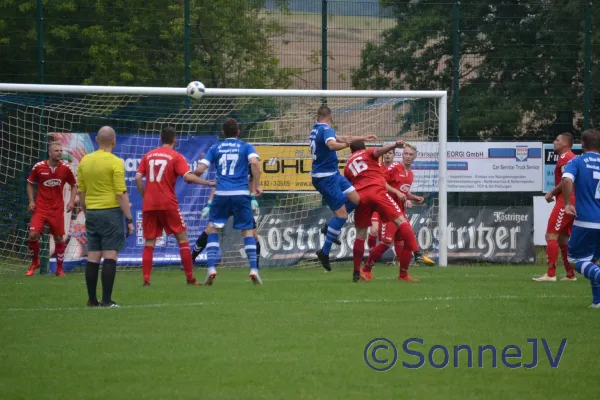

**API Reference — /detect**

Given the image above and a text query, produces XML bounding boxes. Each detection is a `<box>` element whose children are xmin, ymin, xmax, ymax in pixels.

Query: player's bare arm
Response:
<box><xmin>386</xmin><ymin>183</ymin><xmax>406</xmax><ymax>202</ymax></box>
<box><xmin>183</xmin><ymin>172</ymin><xmax>215</xmax><ymax>186</ymax></box>
<box><xmin>192</xmin><ymin>163</ymin><xmax>208</xmax><ymax>177</ymax></box>
<box><xmin>134</xmin><ymin>173</ymin><xmax>145</xmax><ymax>197</ymax></box>
<box><xmin>26</xmin><ymin>182</ymin><xmax>36</xmax><ymax>212</ymax></box>
<box><xmin>406</xmin><ymin>192</ymin><xmax>424</xmax><ymax>203</ymax></box>
<box><xmin>66</xmin><ymin>184</ymin><xmax>77</xmax><ymax>212</ymax></box>
<box><xmin>249</xmin><ymin>156</ymin><xmax>262</xmax><ymax>196</ymax></box>
<box><xmin>561</xmin><ymin>177</ymin><xmax>576</xmax><ymax>216</ymax></box>
<box><xmin>373</xmin><ymin>140</ymin><xmax>405</xmax><ymax>159</ymax></box>
<box><xmin>545</xmin><ymin>181</ymin><xmax>562</xmax><ymax>203</ymax></box>
<box><xmin>326</xmin><ymin>137</ymin><xmax>351</xmax><ymax>151</ymax></box>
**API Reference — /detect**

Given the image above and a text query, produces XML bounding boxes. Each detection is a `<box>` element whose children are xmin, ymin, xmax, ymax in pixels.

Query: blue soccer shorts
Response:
<box><xmin>312</xmin><ymin>172</ymin><xmax>355</xmax><ymax>212</ymax></box>
<box><xmin>568</xmin><ymin>224</ymin><xmax>600</xmax><ymax>263</ymax></box>
<box><xmin>209</xmin><ymin>195</ymin><xmax>255</xmax><ymax>230</ymax></box>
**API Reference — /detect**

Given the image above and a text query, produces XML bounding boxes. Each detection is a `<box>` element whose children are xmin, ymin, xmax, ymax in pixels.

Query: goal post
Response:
<box><xmin>0</xmin><ymin>83</ymin><xmax>448</xmax><ymax>274</ymax></box>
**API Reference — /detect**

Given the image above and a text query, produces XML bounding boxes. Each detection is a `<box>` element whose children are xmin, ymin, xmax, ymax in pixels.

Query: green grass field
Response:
<box><xmin>0</xmin><ymin>265</ymin><xmax>596</xmax><ymax>399</ymax></box>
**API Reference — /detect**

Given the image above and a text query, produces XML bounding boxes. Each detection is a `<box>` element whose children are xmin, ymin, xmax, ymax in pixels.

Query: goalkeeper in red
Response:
<box><xmin>135</xmin><ymin>126</ymin><xmax>215</xmax><ymax>286</ymax></box>
<box><xmin>533</xmin><ymin>132</ymin><xmax>577</xmax><ymax>282</ymax></box>
<box><xmin>26</xmin><ymin>142</ymin><xmax>77</xmax><ymax>276</ymax></box>
<box><xmin>343</xmin><ymin>140</ymin><xmax>419</xmax><ymax>282</ymax></box>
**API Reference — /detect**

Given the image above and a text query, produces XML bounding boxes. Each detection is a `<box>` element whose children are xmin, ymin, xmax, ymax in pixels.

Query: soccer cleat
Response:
<box><xmin>55</xmin><ymin>269</ymin><xmax>66</xmax><ymax>277</ymax></box>
<box><xmin>398</xmin><ymin>274</ymin><xmax>419</xmax><ymax>282</ymax></box>
<box><xmin>589</xmin><ymin>303</ymin><xmax>600</xmax><ymax>309</ymax></box>
<box><xmin>87</xmin><ymin>300</ymin><xmax>100</xmax><ymax>307</ymax></box>
<box><xmin>532</xmin><ymin>274</ymin><xmax>557</xmax><ymax>282</ymax></box>
<box><xmin>249</xmin><ymin>269</ymin><xmax>262</xmax><ymax>285</ymax></box>
<box><xmin>414</xmin><ymin>252</ymin><xmax>435</xmax><ymax>265</ymax></box>
<box><xmin>100</xmin><ymin>301</ymin><xmax>120</xmax><ymax>308</ymax></box>
<box><xmin>143</xmin><ymin>281</ymin><xmax>151</xmax><ymax>287</ymax></box>
<box><xmin>25</xmin><ymin>262</ymin><xmax>40</xmax><ymax>277</ymax></box>
<box><xmin>352</xmin><ymin>271</ymin><xmax>361</xmax><ymax>282</ymax></box>
<box><xmin>360</xmin><ymin>269</ymin><xmax>372</xmax><ymax>281</ymax></box>
<box><xmin>204</xmin><ymin>268</ymin><xmax>217</xmax><ymax>286</ymax></box>
<box><xmin>320</xmin><ymin>224</ymin><xmax>341</xmax><ymax>246</ymax></box>
<box><xmin>560</xmin><ymin>275</ymin><xmax>577</xmax><ymax>281</ymax></box>
<box><xmin>316</xmin><ymin>250</ymin><xmax>331</xmax><ymax>271</ymax></box>
<box><xmin>187</xmin><ymin>279</ymin><xmax>202</xmax><ymax>286</ymax></box>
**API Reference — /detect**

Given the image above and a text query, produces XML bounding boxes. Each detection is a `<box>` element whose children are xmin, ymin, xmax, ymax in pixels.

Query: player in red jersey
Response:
<box><xmin>343</xmin><ymin>139</ymin><xmax>418</xmax><ymax>282</ymax></box>
<box><xmin>26</xmin><ymin>142</ymin><xmax>77</xmax><ymax>276</ymax></box>
<box><xmin>533</xmin><ymin>133</ymin><xmax>577</xmax><ymax>282</ymax></box>
<box><xmin>362</xmin><ymin>144</ymin><xmax>434</xmax><ymax>282</ymax></box>
<box><xmin>368</xmin><ymin>148</ymin><xmax>396</xmax><ymax>249</ymax></box>
<box><xmin>135</xmin><ymin>126</ymin><xmax>215</xmax><ymax>286</ymax></box>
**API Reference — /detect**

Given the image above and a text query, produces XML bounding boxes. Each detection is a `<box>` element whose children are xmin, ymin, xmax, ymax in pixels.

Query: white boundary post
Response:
<box><xmin>437</xmin><ymin>94</ymin><xmax>448</xmax><ymax>267</ymax></box>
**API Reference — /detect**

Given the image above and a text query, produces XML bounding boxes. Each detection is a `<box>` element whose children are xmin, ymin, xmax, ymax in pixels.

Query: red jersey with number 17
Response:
<box><xmin>136</xmin><ymin>147</ymin><xmax>191</xmax><ymax>211</ymax></box>
<box><xmin>27</xmin><ymin>160</ymin><xmax>77</xmax><ymax>211</ymax></box>
<box><xmin>555</xmin><ymin>150</ymin><xmax>576</xmax><ymax>204</ymax></box>
<box><xmin>343</xmin><ymin>148</ymin><xmax>386</xmax><ymax>191</ymax></box>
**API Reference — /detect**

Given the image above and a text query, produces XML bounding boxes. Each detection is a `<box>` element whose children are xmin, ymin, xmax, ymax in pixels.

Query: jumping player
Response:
<box><xmin>26</xmin><ymin>142</ymin><xmax>77</xmax><ymax>277</ymax></box>
<box><xmin>135</xmin><ymin>126</ymin><xmax>215</xmax><ymax>286</ymax></box>
<box><xmin>344</xmin><ymin>140</ymin><xmax>420</xmax><ymax>282</ymax></box>
<box><xmin>310</xmin><ymin>105</ymin><xmax>377</xmax><ymax>271</ymax></box>
<box><xmin>533</xmin><ymin>132</ymin><xmax>577</xmax><ymax>282</ymax></box>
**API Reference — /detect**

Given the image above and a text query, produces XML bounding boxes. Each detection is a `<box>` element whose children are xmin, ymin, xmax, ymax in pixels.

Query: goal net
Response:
<box><xmin>0</xmin><ymin>84</ymin><xmax>447</xmax><ymax>275</ymax></box>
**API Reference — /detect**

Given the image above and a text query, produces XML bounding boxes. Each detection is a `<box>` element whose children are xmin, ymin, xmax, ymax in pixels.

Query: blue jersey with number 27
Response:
<box><xmin>201</xmin><ymin>138</ymin><xmax>259</xmax><ymax>195</ymax></box>
<box><xmin>310</xmin><ymin>122</ymin><xmax>338</xmax><ymax>177</ymax></box>
<box><xmin>563</xmin><ymin>152</ymin><xmax>600</xmax><ymax>226</ymax></box>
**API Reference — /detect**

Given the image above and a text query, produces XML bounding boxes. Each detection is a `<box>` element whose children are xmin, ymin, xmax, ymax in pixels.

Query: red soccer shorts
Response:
<box><xmin>546</xmin><ymin>203</ymin><xmax>574</xmax><ymax>235</ymax></box>
<box><xmin>29</xmin><ymin>209</ymin><xmax>65</xmax><ymax>236</ymax></box>
<box><xmin>354</xmin><ymin>187</ymin><xmax>403</xmax><ymax>229</ymax></box>
<box><xmin>143</xmin><ymin>209</ymin><xmax>186</xmax><ymax>239</ymax></box>
<box><xmin>371</xmin><ymin>212</ymin><xmax>380</xmax><ymax>225</ymax></box>
<box><xmin>380</xmin><ymin>212</ymin><xmax>411</xmax><ymax>244</ymax></box>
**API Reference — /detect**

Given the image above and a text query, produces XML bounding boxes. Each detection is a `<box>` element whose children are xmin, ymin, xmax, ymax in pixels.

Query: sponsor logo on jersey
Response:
<box><xmin>400</xmin><ymin>184</ymin><xmax>411</xmax><ymax>192</ymax></box>
<box><xmin>43</xmin><ymin>179</ymin><xmax>61</xmax><ymax>187</ymax></box>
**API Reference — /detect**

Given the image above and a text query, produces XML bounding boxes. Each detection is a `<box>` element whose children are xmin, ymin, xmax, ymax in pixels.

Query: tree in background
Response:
<box><xmin>352</xmin><ymin>0</ymin><xmax>599</xmax><ymax>140</ymax></box>
<box><xmin>0</xmin><ymin>0</ymin><xmax>296</xmax><ymax>88</ymax></box>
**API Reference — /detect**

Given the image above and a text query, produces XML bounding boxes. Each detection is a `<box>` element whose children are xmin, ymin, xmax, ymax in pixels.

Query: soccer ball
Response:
<box><xmin>186</xmin><ymin>81</ymin><xmax>205</xmax><ymax>100</ymax></box>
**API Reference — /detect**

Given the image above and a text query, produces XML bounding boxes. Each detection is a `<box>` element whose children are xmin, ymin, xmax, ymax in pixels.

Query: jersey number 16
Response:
<box><xmin>348</xmin><ymin>157</ymin><xmax>368</xmax><ymax>176</ymax></box>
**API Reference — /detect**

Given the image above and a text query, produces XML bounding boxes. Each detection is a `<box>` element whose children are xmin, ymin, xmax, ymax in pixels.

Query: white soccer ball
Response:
<box><xmin>186</xmin><ymin>81</ymin><xmax>205</xmax><ymax>100</ymax></box>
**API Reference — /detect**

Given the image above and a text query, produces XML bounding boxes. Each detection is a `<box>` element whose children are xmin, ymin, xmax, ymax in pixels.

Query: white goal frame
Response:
<box><xmin>0</xmin><ymin>83</ymin><xmax>448</xmax><ymax>267</ymax></box>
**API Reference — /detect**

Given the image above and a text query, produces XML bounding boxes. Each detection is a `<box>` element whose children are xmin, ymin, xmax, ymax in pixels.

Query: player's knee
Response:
<box><xmin>145</xmin><ymin>239</ymin><xmax>156</xmax><ymax>248</ymax></box>
<box><xmin>28</xmin><ymin>231</ymin><xmax>40</xmax><ymax>241</ymax></box>
<box><xmin>545</xmin><ymin>233</ymin><xmax>559</xmax><ymax>242</ymax></box>
<box><xmin>333</xmin><ymin>207</ymin><xmax>348</xmax><ymax>219</ymax></box>
<box><xmin>347</xmin><ymin>190</ymin><xmax>360</xmax><ymax>204</ymax></box>
<box><xmin>53</xmin><ymin>235</ymin><xmax>63</xmax><ymax>243</ymax></box>
<box><xmin>355</xmin><ymin>228</ymin><xmax>368</xmax><ymax>240</ymax></box>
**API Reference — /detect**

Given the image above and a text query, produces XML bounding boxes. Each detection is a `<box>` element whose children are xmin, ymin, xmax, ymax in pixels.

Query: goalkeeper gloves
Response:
<box><xmin>251</xmin><ymin>194</ymin><xmax>259</xmax><ymax>212</ymax></box>
<box><xmin>201</xmin><ymin>201</ymin><xmax>212</xmax><ymax>217</ymax></box>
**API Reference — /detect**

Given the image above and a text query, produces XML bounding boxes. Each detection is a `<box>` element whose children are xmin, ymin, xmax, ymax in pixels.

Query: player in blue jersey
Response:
<box><xmin>310</xmin><ymin>105</ymin><xmax>377</xmax><ymax>271</ymax></box>
<box><xmin>561</xmin><ymin>128</ymin><xmax>600</xmax><ymax>308</ymax></box>
<box><xmin>193</xmin><ymin>118</ymin><xmax>263</xmax><ymax>285</ymax></box>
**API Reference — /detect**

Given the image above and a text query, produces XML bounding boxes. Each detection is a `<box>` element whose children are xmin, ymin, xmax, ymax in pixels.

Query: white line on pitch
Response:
<box><xmin>3</xmin><ymin>294</ymin><xmax>577</xmax><ymax>312</ymax></box>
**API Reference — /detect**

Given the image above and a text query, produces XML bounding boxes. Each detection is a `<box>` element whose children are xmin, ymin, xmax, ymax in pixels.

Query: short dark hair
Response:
<box><xmin>350</xmin><ymin>140</ymin><xmax>366</xmax><ymax>153</ymax></box>
<box><xmin>317</xmin><ymin>105</ymin><xmax>331</xmax><ymax>121</ymax></box>
<box><xmin>223</xmin><ymin>118</ymin><xmax>239</xmax><ymax>138</ymax></box>
<box><xmin>161</xmin><ymin>126</ymin><xmax>176</xmax><ymax>144</ymax></box>
<box><xmin>582</xmin><ymin>129</ymin><xmax>600</xmax><ymax>152</ymax></box>
<box><xmin>558</xmin><ymin>132</ymin><xmax>574</xmax><ymax>148</ymax></box>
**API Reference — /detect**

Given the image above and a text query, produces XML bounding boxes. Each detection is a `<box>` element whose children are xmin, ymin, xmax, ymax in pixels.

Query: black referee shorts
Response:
<box><xmin>85</xmin><ymin>208</ymin><xmax>125</xmax><ymax>252</ymax></box>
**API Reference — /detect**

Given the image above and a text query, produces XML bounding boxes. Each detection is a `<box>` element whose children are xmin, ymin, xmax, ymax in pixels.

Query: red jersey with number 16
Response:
<box><xmin>554</xmin><ymin>150</ymin><xmax>576</xmax><ymax>205</ymax></box>
<box><xmin>343</xmin><ymin>148</ymin><xmax>386</xmax><ymax>191</ymax></box>
<box><xmin>136</xmin><ymin>147</ymin><xmax>191</xmax><ymax>211</ymax></box>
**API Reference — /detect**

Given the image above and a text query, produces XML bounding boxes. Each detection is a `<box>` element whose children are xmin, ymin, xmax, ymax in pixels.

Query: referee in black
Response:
<box><xmin>77</xmin><ymin>126</ymin><xmax>134</xmax><ymax>307</ymax></box>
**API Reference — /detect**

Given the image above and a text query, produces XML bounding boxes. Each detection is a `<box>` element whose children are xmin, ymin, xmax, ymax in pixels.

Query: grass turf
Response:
<box><xmin>0</xmin><ymin>265</ymin><xmax>596</xmax><ymax>399</ymax></box>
